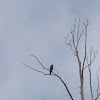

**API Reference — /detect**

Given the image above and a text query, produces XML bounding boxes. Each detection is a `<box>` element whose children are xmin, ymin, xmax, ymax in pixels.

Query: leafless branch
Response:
<box><xmin>77</xmin><ymin>18</ymin><xmax>80</xmax><ymax>46</ymax></box>
<box><xmin>77</xmin><ymin>30</ymin><xmax>83</xmax><ymax>47</ymax></box>
<box><xmin>76</xmin><ymin>18</ymin><xmax>83</xmax><ymax>47</ymax></box>
<box><xmin>85</xmin><ymin>48</ymin><xmax>98</xmax><ymax>100</ymax></box>
<box><xmin>86</xmin><ymin>50</ymin><xmax>94</xmax><ymax>100</ymax></box>
<box><xmin>82</xmin><ymin>19</ymin><xmax>89</xmax><ymax>71</ymax></box>
<box><xmin>53</xmin><ymin>73</ymin><xmax>74</xmax><ymax>100</ymax></box>
<box><xmin>31</xmin><ymin>55</ymin><xmax>49</xmax><ymax>71</ymax></box>
<box><xmin>25</xmin><ymin>64</ymin><xmax>51</xmax><ymax>75</ymax></box>
<box><xmin>25</xmin><ymin>55</ymin><xmax>74</xmax><ymax>100</ymax></box>
<box><xmin>54</xmin><ymin>68</ymin><xmax>61</xmax><ymax>77</ymax></box>
<box><xmin>83</xmin><ymin>50</ymin><xmax>98</xmax><ymax>70</ymax></box>
<box><xmin>65</xmin><ymin>34</ymin><xmax>76</xmax><ymax>56</ymax></box>
<box><xmin>96</xmin><ymin>66</ymin><xmax>100</xmax><ymax>98</ymax></box>
<box><xmin>95</xmin><ymin>93</ymin><xmax>100</xmax><ymax>100</ymax></box>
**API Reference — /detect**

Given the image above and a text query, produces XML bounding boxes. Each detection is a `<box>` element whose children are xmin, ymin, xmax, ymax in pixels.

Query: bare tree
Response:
<box><xmin>25</xmin><ymin>18</ymin><xmax>100</xmax><ymax>100</ymax></box>
<box><xmin>65</xmin><ymin>18</ymin><xmax>99</xmax><ymax>100</ymax></box>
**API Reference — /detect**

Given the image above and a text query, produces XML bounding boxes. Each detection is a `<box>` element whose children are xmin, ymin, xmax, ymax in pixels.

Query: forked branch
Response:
<box><xmin>94</xmin><ymin>67</ymin><xmax>100</xmax><ymax>100</ymax></box>
<box><xmin>25</xmin><ymin>55</ymin><xmax>73</xmax><ymax>100</ymax></box>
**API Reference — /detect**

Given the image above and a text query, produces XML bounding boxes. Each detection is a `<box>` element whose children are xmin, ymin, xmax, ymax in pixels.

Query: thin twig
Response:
<box><xmin>31</xmin><ymin>55</ymin><xmax>49</xmax><ymax>71</ymax></box>
<box><xmin>54</xmin><ymin>68</ymin><xmax>61</xmax><ymax>77</ymax></box>
<box><xmin>83</xmin><ymin>50</ymin><xmax>98</xmax><ymax>70</ymax></box>
<box><xmin>65</xmin><ymin>35</ymin><xmax>76</xmax><ymax>56</ymax></box>
<box><xmin>25</xmin><ymin>64</ymin><xmax>50</xmax><ymax>75</ymax></box>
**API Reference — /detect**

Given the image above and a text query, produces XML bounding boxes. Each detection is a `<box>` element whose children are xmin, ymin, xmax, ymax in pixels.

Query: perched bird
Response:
<box><xmin>50</xmin><ymin>65</ymin><xmax>53</xmax><ymax>74</ymax></box>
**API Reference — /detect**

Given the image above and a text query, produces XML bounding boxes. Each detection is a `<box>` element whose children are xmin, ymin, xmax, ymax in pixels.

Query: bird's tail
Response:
<box><xmin>50</xmin><ymin>71</ymin><xmax>51</xmax><ymax>75</ymax></box>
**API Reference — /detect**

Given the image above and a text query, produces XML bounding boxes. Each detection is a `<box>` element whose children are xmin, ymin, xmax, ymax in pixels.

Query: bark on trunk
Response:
<box><xmin>76</xmin><ymin>52</ymin><xmax>84</xmax><ymax>100</ymax></box>
<box><xmin>80</xmin><ymin>75</ymin><xmax>84</xmax><ymax>100</ymax></box>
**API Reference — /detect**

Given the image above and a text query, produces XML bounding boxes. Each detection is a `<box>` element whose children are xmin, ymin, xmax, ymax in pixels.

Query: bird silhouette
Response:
<box><xmin>50</xmin><ymin>65</ymin><xmax>53</xmax><ymax>74</ymax></box>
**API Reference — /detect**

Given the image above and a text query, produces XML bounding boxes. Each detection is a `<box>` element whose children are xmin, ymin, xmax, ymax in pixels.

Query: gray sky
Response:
<box><xmin>0</xmin><ymin>0</ymin><xmax>100</xmax><ymax>100</ymax></box>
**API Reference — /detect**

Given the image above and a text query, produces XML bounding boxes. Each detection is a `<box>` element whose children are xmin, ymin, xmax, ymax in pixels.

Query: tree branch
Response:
<box><xmin>31</xmin><ymin>55</ymin><xmax>49</xmax><ymax>71</ymax></box>
<box><xmin>96</xmin><ymin>66</ymin><xmax>100</xmax><ymax>99</ymax></box>
<box><xmin>86</xmin><ymin>50</ymin><xmax>93</xmax><ymax>100</ymax></box>
<box><xmin>25</xmin><ymin>55</ymin><xmax>74</xmax><ymax>100</ymax></box>
<box><xmin>65</xmin><ymin>35</ymin><xmax>77</xmax><ymax>56</ymax></box>
<box><xmin>25</xmin><ymin>64</ymin><xmax>51</xmax><ymax>75</ymax></box>
<box><xmin>83</xmin><ymin>50</ymin><xmax>98</xmax><ymax>70</ymax></box>
<box><xmin>53</xmin><ymin>73</ymin><xmax>74</xmax><ymax>100</ymax></box>
<box><xmin>94</xmin><ymin>93</ymin><xmax>100</xmax><ymax>100</ymax></box>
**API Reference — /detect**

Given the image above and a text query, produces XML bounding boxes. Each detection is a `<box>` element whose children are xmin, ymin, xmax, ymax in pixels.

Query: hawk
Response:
<box><xmin>50</xmin><ymin>64</ymin><xmax>53</xmax><ymax>75</ymax></box>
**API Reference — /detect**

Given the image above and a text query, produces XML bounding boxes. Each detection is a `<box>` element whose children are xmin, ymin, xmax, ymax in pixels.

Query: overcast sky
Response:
<box><xmin>0</xmin><ymin>0</ymin><xmax>100</xmax><ymax>100</ymax></box>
